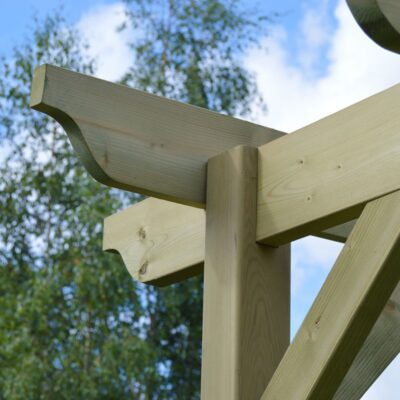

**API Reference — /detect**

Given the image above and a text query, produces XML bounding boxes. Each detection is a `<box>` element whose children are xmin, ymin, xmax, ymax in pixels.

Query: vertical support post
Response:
<box><xmin>201</xmin><ymin>145</ymin><xmax>290</xmax><ymax>400</ymax></box>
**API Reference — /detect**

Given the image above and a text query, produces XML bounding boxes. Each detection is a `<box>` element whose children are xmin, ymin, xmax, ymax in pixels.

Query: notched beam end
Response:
<box><xmin>30</xmin><ymin>64</ymin><xmax>118</xmax><ymax>192</ymax></box>
<box><xmin>103</xmin><ymin>229</ymin><xmax>203</xmax><ymax>287</ymax></box>
<box><xmin>103</xmin><ymin>199</ymin><xmax>205</xmax><ymax>287</ymax></box>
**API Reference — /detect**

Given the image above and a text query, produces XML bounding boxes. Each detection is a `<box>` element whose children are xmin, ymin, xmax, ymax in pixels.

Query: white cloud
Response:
<box><xmin>298</xmin><ymin>0</ymin><xmax>332</xmax><ymax>74</ymax></box>
<box><xmin>77</xmin><ymin>2</ymin><xmax>133</xmax><ymax>81</ymax></box>
<box><xmin>246</xmin><ymin>0</ymin><xmax>400</xmax><ymax>132</ymax></box>
<box><xmin>291</xmin><ymin>236</ymin><xmax>342</xmax><ymax>295</ymax></box>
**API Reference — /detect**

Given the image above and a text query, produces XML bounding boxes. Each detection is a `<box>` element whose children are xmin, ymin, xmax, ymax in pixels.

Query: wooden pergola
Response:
<box><xmin>30</xmin><ymin>1</ymin><xmax>400</xmax><ymax>399</ymax></box>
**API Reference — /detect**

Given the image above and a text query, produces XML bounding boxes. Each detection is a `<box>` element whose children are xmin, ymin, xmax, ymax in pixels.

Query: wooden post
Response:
<box><xmin>201</xmin><ymin>146</ymin><xmax>290</xmax><ymax>400</ymax></box>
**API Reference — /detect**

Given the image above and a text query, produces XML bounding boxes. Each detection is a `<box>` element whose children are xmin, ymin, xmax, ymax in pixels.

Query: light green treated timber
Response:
<box><xmin>201</xmin><ymin>146</ymin><xmax>290</xmax><ymax>400</ymax></box>
<box><xmin>105</xmin><ymin>197</ymin><xmax>399</xmax><ymax>399</ymax></box>
<box><xmin>30</xmin><ymin>64</ymin><xmax>283</xmax><ymax>208</ymax></box>
<box><xmin>257</xmin><ymin>83</ymin><xmax>400</xmax><ymax>246</ymax></box>
<box><xmin>261</xmin><ymin>190</ymin><xmax>400</xmax><ymax>400</ymax></box>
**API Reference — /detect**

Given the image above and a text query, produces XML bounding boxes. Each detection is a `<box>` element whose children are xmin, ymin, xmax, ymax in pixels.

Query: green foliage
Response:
<box><xmin>0</xmin><ymin>14</ymin><xmax>156</xmax><ymax>399</ymax></box>
<box><xmin>0</xmin><ymin>2</ymin><xmax>269</xmax><ymax>398</ymax></box>
<box><xmin>122</xmin><ymin>0</ymin><xmax>267</xmax><ymax>116</ymax></box>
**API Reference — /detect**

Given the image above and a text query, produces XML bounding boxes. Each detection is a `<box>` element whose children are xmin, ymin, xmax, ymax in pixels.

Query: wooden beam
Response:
<box><xmin>30</xmin><ymin>64</ymin><xmax>283</xmax><ymax>208</ymax></box>
<box><xmin>333</xmin><ymin>283</ymin><xmax>400</xmax><ymax>400</ymax></box>
<box><xmin>260</xmin><ymin>190</ymin><xmax>400</xmax><ymax>400</ymax></box>
<box><xmin>315</xmin><ymin>220</ymin><xmax>356</xmax><ymax>243</ymax></box>
<box><xmin>103</xmin><ymin>198</ymin><xmax>205</xmax><ymax>286</ymax></box>
<box><xmin>103</xmin><ymin>198</ymin><xmax>353</xmax><ymax>286</ymax></box>
<box><xmin>201</xmin><ymin>146</ymin><xmax>290</xmax><ymax>400</ymax></box>
<box><xmin>257</xmin><ymin>83</ymin><xmax>400</xmax><ymax>246</ymax></box>
<box><xmin>347</xmin><ymin>0</ymin><xmax>400</xmax><ymax>54</ymax></box>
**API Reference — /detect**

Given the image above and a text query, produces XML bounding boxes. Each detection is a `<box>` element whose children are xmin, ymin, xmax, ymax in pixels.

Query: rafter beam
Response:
<box><xmin>260</xmin><ymin>190</ymin><xmax>400</xmax><ymax>400</ymax></box>
<box><xmin>30</xmin><ymin>64</ymin><xmax>282</xmax><ymax>208</ymax></box>
<box><xmin>103</xmin><ymin>198</ymin><xmax>205</xmax><ymax>286</ymax></box>
<box><xmin>103</xmin><ymin>198</ymin><xmax>352</xmax><ymax>286</ymax></box>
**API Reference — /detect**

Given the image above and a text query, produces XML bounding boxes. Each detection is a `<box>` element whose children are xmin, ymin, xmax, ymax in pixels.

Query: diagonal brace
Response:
<box><xmin>260</xmin><ymin>190</ymin><xmax>400</xmax><ymax>400</ymax></box>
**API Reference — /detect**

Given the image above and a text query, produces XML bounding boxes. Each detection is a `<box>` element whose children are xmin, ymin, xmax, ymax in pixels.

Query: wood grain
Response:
<box><xmin>201</xmin><ymin>146</ymin><xmax>290</xmax><ymax>400</ymax></box>
<box><xmin>103</xmin><ymin>198</ymin><xmax>354</xmax><ymax>285</ymax></box>
<box><xmin>32</xmin><ymin>65</ymin><xmax>400</xmax><ymax>244</ymax></box>
<box><xmin>104</xmin><ymin>197</ymin><xmax>399</xmax><ymax>399</ymax></box>
<box><xmin>103</xmin><ymin>198</ymin><xmax>205</xmax><ymax>286</ymax></box>
<box><xmin>257</xmin><ymin>83</ymin><xmax>400</xmax><ymax>246</ymax></box>
<box><xmin>30</xmin><ymin>64</ymin><xmax>282</xmax><ymax>207</ymax></box>
<box><xmin>333</xmin><ymin>284</ymin><xmax>400</xmax><ymax>400</ymax></box>
<box><xmin>261</xmin><ymin>190</ymin><xmax>400</xmax><ymax>400</ymax></box>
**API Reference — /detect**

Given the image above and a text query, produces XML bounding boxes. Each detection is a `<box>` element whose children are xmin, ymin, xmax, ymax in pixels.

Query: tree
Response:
<box><xmin>0</xmin><ymin>1</ymin><xmax>269</xmax><ymax>398</ymax></box>
<box><xmin>0</xmin><ymin>14</ymin><xmax>157</xmax><ymax>399</ymax></box>
<box><xmin>122</xmin><ymin>0</ymin><xmax>266</xmax><ymax>116</ymax></box>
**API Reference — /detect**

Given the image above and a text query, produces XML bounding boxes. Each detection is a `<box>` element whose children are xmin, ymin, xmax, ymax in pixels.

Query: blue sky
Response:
<box><xmin>1</xmin><ymin>0</ymin><xmax>399</xmax><ymax>398</ymax></box>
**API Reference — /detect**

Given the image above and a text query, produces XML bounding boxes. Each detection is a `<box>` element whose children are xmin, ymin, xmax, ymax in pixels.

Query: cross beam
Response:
<box><xmin>30</xmin><ymin>64</ymin><xmax>282</xmax><ymax>208</ymax></box>
<box><xmin>103</xmin><ymin>198</ymin><xmax>353</xmax><ymax>286</ymax></box>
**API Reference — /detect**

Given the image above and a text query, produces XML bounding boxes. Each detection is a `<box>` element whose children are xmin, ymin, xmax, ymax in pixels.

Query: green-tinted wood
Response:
<box><xmin>261</xmin><ymin>190</ymin><xmax>400</xmax><ymax>400</ymax></box>
<box><xmin>30</xmin><ymin>64</ymin><xmax>282</xmax><ymax>208</ymax></box>
<box><xmin>257</xmin><ymin>83</ymin><xmax>400</xmax><ymax>246</ymax></box>
<box><xmin>201</xmin><ymin>146</ymin><xmax>290</xmax><ymax>400</ymax></box>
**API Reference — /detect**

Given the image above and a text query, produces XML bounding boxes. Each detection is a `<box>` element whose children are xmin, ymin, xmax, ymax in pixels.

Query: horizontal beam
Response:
<box><xmin>257</xmin><ymin>83</ymin><xmax>400</xmax><ymax>245</ymax></box>
<box><xmin>103</xmin><ymin>198</ymin><xmax>204</xmax><ymax>286</ymax></box>
<box><xmin>30</xmin><ymin>64</ymin><xmax>282</xmax><ymax>208</ymax></box>
<box><xmin>261</xmin><ymin>190</ymin><xmax>400</xmax><ymax>400</ymax></box>
<box><xmin>347</xmin><ymin>0</ymin><xmax>400</xmax><ymax>54</ymax></box>
<box><xmin>103</xmin><ymin>198</ymin><xmax>352</xmax><ymax>286</ymax></box>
